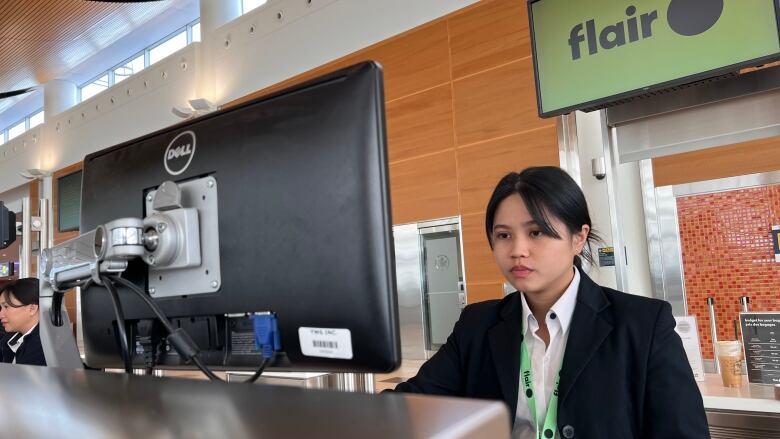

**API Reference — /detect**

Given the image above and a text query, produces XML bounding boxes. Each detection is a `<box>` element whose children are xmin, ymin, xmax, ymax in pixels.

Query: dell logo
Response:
<box><xmin>167</xmin><ymin>144</ymin><xmax>192</xmax><ymax>160</ymax></box>
<box><xmin>569</xmin><ymin>0</ymin><xmax>724</xmax><ymax>60</ymax></box>
<box><xmin>164</xmin><ymin>130</ymin><xmax>197</xmax><ymax>176</ymax></box>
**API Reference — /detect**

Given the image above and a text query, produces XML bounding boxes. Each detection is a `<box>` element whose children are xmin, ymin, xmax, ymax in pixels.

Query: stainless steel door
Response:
<box><xmin>420</xmin><ymin>223</ymin><xmax>464</xmax><ymax>349</ymax></box>
<box><xmin>392</xmin><ymin>224</ymin><xmax>426</xmax><ymax>360</ymax></box>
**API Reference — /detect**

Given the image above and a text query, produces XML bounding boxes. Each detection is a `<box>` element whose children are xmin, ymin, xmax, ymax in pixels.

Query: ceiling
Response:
<box><xmin>0</xmin><ymin>0</ymin><xmax>197</xmax><ymax>115</ymax></box>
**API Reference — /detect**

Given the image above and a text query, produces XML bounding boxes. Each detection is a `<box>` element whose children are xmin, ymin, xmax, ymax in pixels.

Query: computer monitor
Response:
<box><xmin>79</xmin><ymin>62</ymin><xmax>400</xmax><ymax>372</ymax></box>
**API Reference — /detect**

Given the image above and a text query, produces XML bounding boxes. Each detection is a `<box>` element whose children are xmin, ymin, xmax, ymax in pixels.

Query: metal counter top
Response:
<box><xmin>0</xmin><ymin>363</ymin><xmax>510</xmax><ymax>439</ymax></box>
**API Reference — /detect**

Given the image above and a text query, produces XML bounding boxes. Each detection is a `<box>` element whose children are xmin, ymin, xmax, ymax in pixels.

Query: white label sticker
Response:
<box><xmin>298</xmin><ymin>327</ymin><xmax>353</xmax><ymax>359</ymax></box>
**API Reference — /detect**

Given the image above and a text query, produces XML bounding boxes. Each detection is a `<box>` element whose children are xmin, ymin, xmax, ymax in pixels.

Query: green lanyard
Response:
<box><xmin>520</xmin><ymin>336</ymin><xmax>561</xmax><ymax>439</ymax></box>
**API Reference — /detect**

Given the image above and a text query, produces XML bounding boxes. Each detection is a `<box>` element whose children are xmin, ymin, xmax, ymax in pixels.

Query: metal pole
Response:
<box><xmin>707</xmin><ymin>297</ymin><xmax>719</xmax><ymax>373</ymax></box>
<box><xmin>739</xmin><ymin>296</ymin><xmax>750</xmax><ymax>313</ymax></box>
<box><xmin>39</xmin><ymin>199</ymin><xmax>50</xmax><ymax>252</ymax></box>
<box><xmin>20</xmin><ymin>197</ymin><xmax>31</xmax><ymax>278</ymax></box>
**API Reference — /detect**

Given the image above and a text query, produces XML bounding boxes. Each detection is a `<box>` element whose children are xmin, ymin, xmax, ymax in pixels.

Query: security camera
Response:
<box><xmin>592</xmin><ymin>157</ymin><xmax>606</xmax><ymax>180</ymax></box>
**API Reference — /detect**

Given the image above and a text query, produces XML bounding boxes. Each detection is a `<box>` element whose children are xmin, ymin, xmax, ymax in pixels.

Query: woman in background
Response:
<box><xmin>0</xmin><ymin>278</ymin><xmax>46</xmax><ymax>366</ymax></box>
<box><xmin>394</xmin><ymin>166</ymin><xmax>708</xmax><ymax>438</ymax></box>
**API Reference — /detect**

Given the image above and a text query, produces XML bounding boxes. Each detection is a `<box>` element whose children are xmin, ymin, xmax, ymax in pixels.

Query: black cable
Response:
<box><xmin>108</xmin><ymin>275</ymin><xmax>224</xmax><ymax>381</ymax></box>
<box><xmin>244</xmin><ymin>353</ymin><xmax>274</xmax><ymax>384</ymax></box>
<box><xmin>108</xmin><ymin>275</ymin><xmax>275</xmax><ymax>383</ymax></box>
<box><xmin>50</xmin><ymin>292</ymin><xmax>63</xmax><ymax>327</ymax></box>
<box><xmin>101</xmin><ymin>276</ymin><xmax>133</xmax><ymax>374</ymax></box>
<box><xmin>191</xmin><ymin>356</ymin><xmax>223</xmax><ymax>381</ymax></box>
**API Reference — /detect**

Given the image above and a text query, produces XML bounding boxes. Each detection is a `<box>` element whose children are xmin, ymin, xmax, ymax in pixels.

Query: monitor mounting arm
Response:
<box><xmin>38</xmin><ymin>180</ymin><xmax>203</xmax><ymax>368</ymax></box>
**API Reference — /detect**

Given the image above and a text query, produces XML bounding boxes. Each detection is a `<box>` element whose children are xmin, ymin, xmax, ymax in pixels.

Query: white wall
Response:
<box><xmin>44</xmin><ymin>44</ymin><xmax>200</xmax><ymax>171</ymax></box>
<box><xmin>616</xmin><ymin>160</ymin><xmax>653</xmax><ymax>297</ymax></box>
<box><xmin>575</xmin><ymin>110</ymin><xmax>653</xmax><ymax>297</ymax></box>
<box><xmin>575</xmin><ymin>110</ymin><xmax>617</xmax><ymax>290</ymax></box>
<box><xmin>0</xmin><ymin>126</ymin><xmax>44</xmax><ymax>193</ymax></box>
<box><xmin>212</xmin><ymin>0</ymin><xmax>479</xmax><ymax>104</ymax></box>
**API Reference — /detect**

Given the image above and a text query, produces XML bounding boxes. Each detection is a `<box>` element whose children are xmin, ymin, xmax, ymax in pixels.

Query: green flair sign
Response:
<box><xmin>529</xmin><ymin>0</ymin><xmax>780</xmax><ymax>117</ymax></box>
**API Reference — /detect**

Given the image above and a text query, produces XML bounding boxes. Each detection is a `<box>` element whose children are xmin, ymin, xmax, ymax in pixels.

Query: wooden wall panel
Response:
<box><xmin>466</xmin><ymin>282</ymin><xmax>504</xmax><ymax>304</ymax></box>
<box><xmin>386</xmin><ymin>84</ymin><xmax>454</xmax><ymax>163</ymax></box>
<box><xmin>452</xmin><ymin>58</ymin><xmax>551</xmax><ymax>146</ymax></box>
<box><xmin>461</xmin><ymin>212</ymin><xmax>503</xmax><ymax>285</ymax></box>
<box><xmin>457</xmin><ymin>126</ymin><xmax>559</xmax><ymax>214</ymax></box>
<box><xmin>364</xmin><ymin>21</ymin><xmax>451</xmax><ymax>101</ymax></box>
<box><xmin>652</xmin><ymin>136</ymin><xmax>780</xmax><ymax>187</ymax></box>
<box><xmin>389</xmin><ymin>150</ymin><xmax>459</xmax><ymax>224</ymax></box>
<box><xmin>449</xmin><ymin>0</ymin><xmax>531</xmax><ymax>79</ymax></box>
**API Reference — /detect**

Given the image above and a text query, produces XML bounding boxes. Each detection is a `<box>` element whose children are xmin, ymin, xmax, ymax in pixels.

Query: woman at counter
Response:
<box><xmin>0</xmin><ymin>278</ymin><xmax>46</xmax><ymax>366</ymax></box>
<box><xmin>393</xmin><ymin>166</ymin><xmax>709</xmax><ymax>438</ymax></box>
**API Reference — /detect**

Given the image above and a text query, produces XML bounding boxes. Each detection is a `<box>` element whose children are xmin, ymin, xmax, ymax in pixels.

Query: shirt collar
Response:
<box><xmin>7</xmin><ymin>323</ymin><xmax>38</xmax><ymax>353</ymax></box>
<box><xmin>520</xmin><ymin>267</ymin><xmax>580</xmax><ymax>335</ymax></box>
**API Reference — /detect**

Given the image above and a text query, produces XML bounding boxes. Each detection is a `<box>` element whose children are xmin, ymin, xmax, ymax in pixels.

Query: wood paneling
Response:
<box><xmin>453</xmin><ymin>58</ymin><xmax>551</xmax><ymax>146</ymax></box>
<box><xmin>365</xmin><ymin>20</ymin><xmax>451</xmax><ymax>101</ymax></box>
<box><xmin>389</xmin><ymin>150</ymin><xmax>459</xmax><ymax>224</ymax></box>
<box><xmin>652</xmin><ymin>136</ymin><xmax>780</xmax><ymax>187</ymax></box>
<box><xmin>449</xmin><ymin>0</ymin><xmax>531</xmax><ymax>79</ymax></box>
<box><xmin>466</xmin><ymin>282</ymin><xmax>504</xmax><ymax>304</ymax></box>
<box><xmin>457</xmin><ymin>126</ymin><xmax>559</xmax><ymax>214</ymax></box>
<box><xmin>386</xmin><ymin>84</ymin><xmax>454</xmax><ymax>163</ymax></box>
<box><xmin>461</xmin><ymin>212</ymin><xmax>504</xmax><ymax>286</ymax></box>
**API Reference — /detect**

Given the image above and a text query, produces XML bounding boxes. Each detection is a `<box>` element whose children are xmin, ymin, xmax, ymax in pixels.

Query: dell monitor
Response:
<box><xmin>79</xmin><ymin>62</ymin><xmax>400</xmax><ymax>372</ymax></box>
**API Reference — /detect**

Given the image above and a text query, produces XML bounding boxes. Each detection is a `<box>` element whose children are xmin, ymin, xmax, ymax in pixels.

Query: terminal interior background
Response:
<box><xmin>0</xmin><ymin>0</ymin><xmax>778</xmax><ymax>436</ymax></box>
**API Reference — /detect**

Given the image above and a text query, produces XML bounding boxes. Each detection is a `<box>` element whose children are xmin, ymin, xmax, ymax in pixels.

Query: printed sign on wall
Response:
<box><xmin>740</xmin><ymin>312</ymin><xmax>780</xmax><ymax>385</ymax></box>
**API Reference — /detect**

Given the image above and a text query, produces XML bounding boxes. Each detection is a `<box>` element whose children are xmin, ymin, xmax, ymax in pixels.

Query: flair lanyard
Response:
<box><xmin>520</xmin><ymin>331</ymin><xmax>561</xmax><ymax>439</ymax></box>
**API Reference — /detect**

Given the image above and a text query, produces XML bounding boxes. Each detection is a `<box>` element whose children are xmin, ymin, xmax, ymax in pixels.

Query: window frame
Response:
<box><xmin>77</xmin><ymin>18</ymin><xmax>200</xmax><ymax>103</ymax></box>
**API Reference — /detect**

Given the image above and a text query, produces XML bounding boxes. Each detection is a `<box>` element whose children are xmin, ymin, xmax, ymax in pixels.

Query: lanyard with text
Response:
<box><xmin>520</xmin><ymin>337</ymin><xmax>561</xmax><ymax>439</ymax></box>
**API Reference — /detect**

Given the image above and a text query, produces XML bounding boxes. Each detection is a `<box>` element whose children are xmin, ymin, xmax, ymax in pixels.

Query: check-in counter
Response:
<box><xmin>699</xmin><ymin>373</ymin><xmax>780</xmax><ymax>438</ymax></box>
<box><xmin>0</xmin><ymin>363</ymin><xmax>510</xmax><ymax>439</ymax></box>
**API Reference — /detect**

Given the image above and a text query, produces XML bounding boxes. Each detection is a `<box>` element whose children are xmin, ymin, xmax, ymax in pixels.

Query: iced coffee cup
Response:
<box><xmin>716</xmin><ymin>340</ymin><xmax>743</xmax><ymax>388</ymax></box>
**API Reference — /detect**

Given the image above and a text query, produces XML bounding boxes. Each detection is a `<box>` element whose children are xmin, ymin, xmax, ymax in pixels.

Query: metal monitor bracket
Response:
<box><xmin>38</xmin><ymin>180</ymin><xmax>208</xmax><ymax>369</ymax></box>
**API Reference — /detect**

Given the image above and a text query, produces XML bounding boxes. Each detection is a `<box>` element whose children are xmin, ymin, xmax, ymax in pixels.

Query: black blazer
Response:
<box><xmin>394</xmin><ymin>270</ymin><xmax>709</xmax><ymax>438</ymax></box>
<box><xmin>0</xmin><ymin>325</ymin><xmax>47</xmax><ymax>366</ymax></box>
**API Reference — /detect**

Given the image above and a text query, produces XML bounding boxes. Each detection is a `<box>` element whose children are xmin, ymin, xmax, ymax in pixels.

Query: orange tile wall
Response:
<box><xmin>678</xmin><ymin>184</ymin><xmax>780</xmax><ymax>359</ymax></box>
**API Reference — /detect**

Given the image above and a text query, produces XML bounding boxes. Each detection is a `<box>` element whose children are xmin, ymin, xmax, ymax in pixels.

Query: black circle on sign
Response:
<box><xmin>525</xmin><ymin>389</ymin><xmax>533</xmax><ymax>398</ymax></box>
<box><xmin>667</xmin><ymin>0</ymin><xmax>724</xmax><ymax>36</ymax></box>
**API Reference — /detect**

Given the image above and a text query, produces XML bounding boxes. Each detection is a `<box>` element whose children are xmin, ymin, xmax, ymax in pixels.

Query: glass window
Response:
<box><xmin>149</xmin><ymin>31</ymin><xmax>187</xmax><ymax>65</ymax></box>
<box><xmin>7</xmin><ymin>120</ymin><xmax>25</xmax><ymax>140</ymax></box>
<box><xmin>0</xmin><ymin>132</ymin><xmax>5</xmax><ymax>145</ymax></box>
<box><xmin>191</xmin><ymin>22</ymin><xmax>201</xmax><ymax>43</ymax></box>
<box><xmin>243</xmin><ymin>0</ymin><xmax>268</xmax><ymax>14</ymax></box>
<box><xmin>81</xmin><ymin>74</ymin><xmax>110</xmax><ymax>102</ymax></box>
<box><xmin>28</xmin><ymin>110</ymin><xmax>44</xmax><ymax>129</ymax></box>
<box><xmin>114</xmin><ymin>54</ymin><xmax>145</xmax><ymax>84</ymax></box>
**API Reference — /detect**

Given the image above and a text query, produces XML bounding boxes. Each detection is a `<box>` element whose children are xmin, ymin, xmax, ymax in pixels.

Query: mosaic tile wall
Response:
<box><xmin>677</xmin><ymin>184</ymin><xmax>780</xmax><ymax>359</ymax></box>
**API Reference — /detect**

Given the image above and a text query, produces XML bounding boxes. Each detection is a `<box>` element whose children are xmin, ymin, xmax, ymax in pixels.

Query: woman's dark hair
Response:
<box><xmin>1</xmin><ymin>278</ymin><xmax>39</xmax><ymax>307</ymax></box>
<box><xmin>485</xmin><ymin>166</ymin><xmax>601</xmax><ymax>268</ymax></box>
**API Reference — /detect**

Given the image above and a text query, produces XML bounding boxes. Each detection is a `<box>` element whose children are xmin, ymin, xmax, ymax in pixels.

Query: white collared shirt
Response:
<box><xmin>7</xmin><ymin>323</ymin><xmax>38</xmax><ymax>364</ymax></box>
<box><xmin>512</xmin><ymin>268</ymin><xmax>580</xmax><ymax>439</ymax></box>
